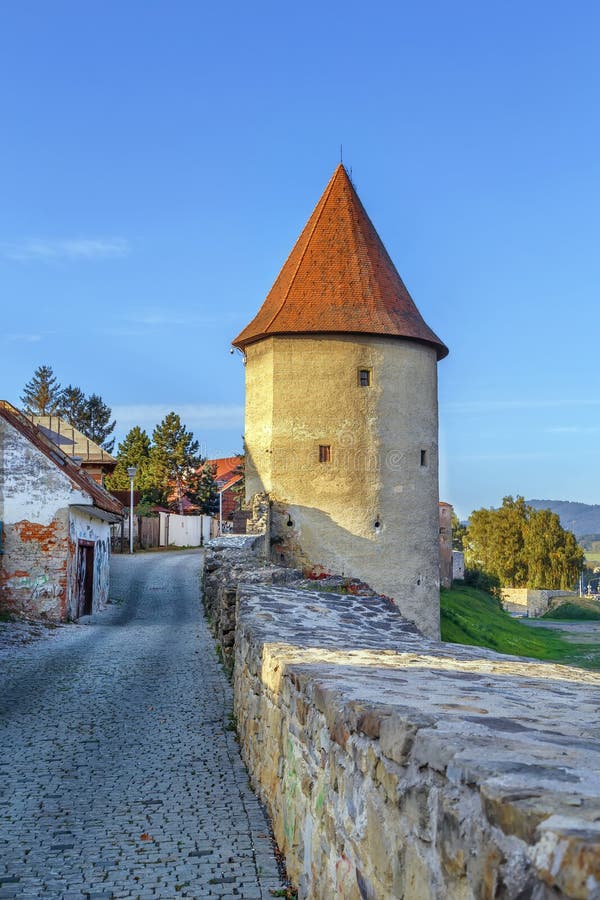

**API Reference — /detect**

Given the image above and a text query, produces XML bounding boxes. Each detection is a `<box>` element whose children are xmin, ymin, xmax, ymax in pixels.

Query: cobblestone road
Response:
<box><xmin>0</xmin><ymin>550</ymin><xmax>286</xmax><ymax>899</ymax></box>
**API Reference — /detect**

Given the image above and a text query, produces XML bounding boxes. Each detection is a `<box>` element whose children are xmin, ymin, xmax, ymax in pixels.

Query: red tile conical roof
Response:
<box><xmin>233</xmin><ymin>164</ymin><xmax>448</xmax><ymax>359</ymax></box>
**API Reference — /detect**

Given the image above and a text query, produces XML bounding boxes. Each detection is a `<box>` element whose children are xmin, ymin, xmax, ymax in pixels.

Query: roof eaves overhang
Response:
<box><xmin>69</xmin><ymin>504</ymin><xmax>123</xmax><ymax>524</ymax></box>
<box><xmin>233</xmin><ymin>329</ymin><xmax>449</xmax><ymax>360</ymax></box>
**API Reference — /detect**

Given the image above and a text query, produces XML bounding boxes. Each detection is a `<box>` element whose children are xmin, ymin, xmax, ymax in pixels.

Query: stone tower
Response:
<box><xmin>233</xmin><ymin>165</ymin><xmax>448</xmax><ymax>638</ymax></box>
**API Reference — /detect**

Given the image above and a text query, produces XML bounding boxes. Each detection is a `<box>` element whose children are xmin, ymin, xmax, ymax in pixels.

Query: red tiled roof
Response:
<box><xmin>0</xmin><ymin>401</ymin><xmax>123</xmax><ymax>517</ymax></box>
<box><xmin>233</xmin><ymin>164</ymin><xmax>448</xmax><ymax>359</ymax></box>
<box><xmin>207</xmin><ymin>456</ymin><xmax>243</xmax><ymax>483</ymax></box>
<box><xmin>220</xmin><ymin>473</ymin><xmax>242</xmax><ymax>493</ymax></box>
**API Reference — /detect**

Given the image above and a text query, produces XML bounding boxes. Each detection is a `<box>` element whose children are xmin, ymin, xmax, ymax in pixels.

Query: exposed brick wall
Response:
<box><xmin>0</xmin><ymin>511</ymin><xmax>70</xmax><ymax>619</ymax></box>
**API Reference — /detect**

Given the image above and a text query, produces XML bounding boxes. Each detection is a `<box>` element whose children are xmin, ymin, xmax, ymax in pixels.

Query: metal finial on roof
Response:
<box><xmin>340</xmin><ymin>144</ymin><xmax>343</xmax><ymax>164</ymax></box>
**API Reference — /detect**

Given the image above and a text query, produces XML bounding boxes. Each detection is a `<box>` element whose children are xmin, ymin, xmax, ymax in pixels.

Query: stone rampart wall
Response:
<box><xmin>501</xmin><ymin>588</ymin><xmax>576</xmax><ymax>618</ymax></box>
<box><xmin>206</xmin><ymin>545</ymin><xmax>600</xmax><ymax>899</ymax></box>
<box><xmin>203</xmin><ymin>535</ymin><xmax>299</xmax><ymax>671</ymax></box>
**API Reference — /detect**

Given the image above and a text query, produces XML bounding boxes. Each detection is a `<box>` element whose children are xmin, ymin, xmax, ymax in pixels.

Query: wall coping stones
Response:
<box><xmin>207</xmin><ymin>534</ymin><xmax>264</xmax><ymax>551</ymax></box>
<box><xmin>232</xmin><ymin>579</ymin><xmax>600</xmax><ymax>898</ymax></box>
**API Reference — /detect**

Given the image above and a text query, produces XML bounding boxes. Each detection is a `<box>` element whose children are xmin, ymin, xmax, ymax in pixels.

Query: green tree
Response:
<box><xmin>185</xmin><ymin>462</ymin><xmax>219</xmax><ymax>516</ymax></box>
<box><xmin>105</xmin><ymin>427</ymin><xmax>152</xmax><ymax>494</ymax></box>
<box><xmin>20</xmin><ymin>367</ymin><xmax>116</xmax><ymax>454</ymax></box>
<box><xmin>80</xmin><ymin>393</ymin><xmax>116</xmax><ymax>453</ymax></box>
<box><xmin>465</xmin><ymin>495</ymin><xmax>584</xmax><ymax>590</ymax></box>
<box><xmin>58</xmin><ymin>385</ymin><xmax>87</xmax><ymax>430</ymax></box>
<box><xmin>21</xmin><ymin>365</ymin><xmax>62</xmax><ymax>415</ymax></box>
<box><xmin>451</xmin><ymin>510</ymin><xmax>467</xmax><ymax>550</ymax></box>
<box><xmin>148</xmin><ymin>412</ymin><xmax>216</xmax><ymax>514</ymax></box>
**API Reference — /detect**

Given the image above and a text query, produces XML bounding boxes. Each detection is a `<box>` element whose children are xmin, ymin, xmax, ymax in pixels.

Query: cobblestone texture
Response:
<box><xmin>0</xmin><ymin>550</ymin><xmax>285</xmax><ymax>899</ymax></box>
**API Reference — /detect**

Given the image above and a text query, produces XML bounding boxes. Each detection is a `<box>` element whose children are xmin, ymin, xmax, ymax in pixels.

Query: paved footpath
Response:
<box><xmin>0</xmin><ymin>550</ymin><xmax>286</xmax><ymax>899</ymax></box>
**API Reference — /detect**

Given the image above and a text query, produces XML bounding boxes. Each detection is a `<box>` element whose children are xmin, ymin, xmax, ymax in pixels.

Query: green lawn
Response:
<box><xmin>543</xmin><ymin>598</ymin><xmax>600</xmax><ymax>620</ymax></box>
<box><xmin>585</xmin><ymin>551</ymin><xmax>600</xmax><ymax>567</ymax></box>
<box><xmin>440</xmin><ymin>585</ymin><xmax>600</xmax><ymax>668</ymax></box>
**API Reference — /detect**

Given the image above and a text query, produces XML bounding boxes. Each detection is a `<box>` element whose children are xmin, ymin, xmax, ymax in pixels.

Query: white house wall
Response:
<box><xmin>0</xmin><ymin>417</ymin><xmax>110</xmax><ymax>620</ymax></box>
<box><xmin>67</xmin><ymin>509</ymin><xmax>111</xmax><ymax>619</ymax></box>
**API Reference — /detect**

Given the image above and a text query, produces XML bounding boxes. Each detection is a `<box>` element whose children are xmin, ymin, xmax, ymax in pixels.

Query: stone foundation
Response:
<box><xmin>205</xmin><ymin>545</ymin><xmax>600</xmax><ymax>899</ymax></box>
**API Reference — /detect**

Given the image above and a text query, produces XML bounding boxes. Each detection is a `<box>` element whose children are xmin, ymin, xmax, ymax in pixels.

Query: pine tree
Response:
<box><xmin>80</xmin><ymin>394</ymin><xmax>116</xmax><ymax>453</ymax></box>
<box><xmin>105</xmin><ymin>427</ymin><xmax>152</xmax><ymax>493</ymax></box>
<box><xmin>186</xmin><ymin>462</ymin><xmax>219</xmax><ymax>516</ymax></box>
<box><xmin>148</xmin><ymin>412</ymin><xmax>215</xmax><ymax>514</ymax></box>
<box><xmin>58</xmin><ymin>385</ymin><xmax>87</xmax><ymax>430</ymax></box>
<box><xmin>20</xmin><ymin>365</ymin><xmax>62</xmax><ymax>415</ymax></box>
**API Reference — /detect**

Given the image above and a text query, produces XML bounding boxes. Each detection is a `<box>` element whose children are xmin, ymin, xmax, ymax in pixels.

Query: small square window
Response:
<box><xmin>358</xmin><ymin>368</ymin><xmax>371</xmax><ymax>387</ymax></box>
<box><xmin>319</xmin><ymin>445</ymin><xmax>331</xmax><ymax>463</ymax></box>
<box><xmin>420</xmin><ymin>449</ymin><xmax>427</xmax><ymax>467</ymax></box>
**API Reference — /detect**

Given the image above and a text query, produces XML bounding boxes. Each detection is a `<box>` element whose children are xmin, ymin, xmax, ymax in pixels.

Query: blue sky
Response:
<box><xmin>1</xmin><ymin>1</ymin><xmax>599</xmax><ymax>519</ymax></box>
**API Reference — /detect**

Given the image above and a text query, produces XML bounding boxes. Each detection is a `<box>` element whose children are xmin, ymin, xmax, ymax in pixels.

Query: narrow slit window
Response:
<box><xmin>319</xmin><ymin>445</ymin><xmax>331</xmax><ymax>463</ymax></box>
<box><xmin>358</xmin><ymin>368</ymin><xmax>371</xmax><ymax>387</ymax></box>
<box><xmin>420</xmin><ymin>449</ymin><xmax>427</xmax><ymax>467</ymax></box>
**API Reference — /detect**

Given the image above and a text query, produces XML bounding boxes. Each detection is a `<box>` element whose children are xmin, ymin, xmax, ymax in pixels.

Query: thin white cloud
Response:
<box><xmin>4</xmin><ymin>333</ymin><xmax>42</xmax><ymax>342</ymax></box>
<box><xmin>123</xmin><ymin>310</ymin><xmax>245</xmax><ymax>328</ymax></box>
<box><xmin>112</xmin><ymin>403</ymin><xmax>244</xmax><ymax>433</ymax></box>
<box><xmin>0</xmin><ymin>238</ymin><xmax>130</xmax><ymax>262</ymax></box>
<box><xmin>455</xmin><ymin>452</ymin><xmax>558</xmax><ymax>462</ymax></box>
<box><xmin>545</xmin><ymin>425</ymin><xmax>600</xmax><ymax>435</ymax></box>
<box><xmin>443</xmin><ymin>398</ymin><xmax>600</xmax><ymax>413</ymax></box>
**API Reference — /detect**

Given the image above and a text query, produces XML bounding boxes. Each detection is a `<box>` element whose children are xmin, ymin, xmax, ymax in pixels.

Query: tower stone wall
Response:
<box><xmin>245</xmin><ymin>333</ymin><xmax>441</xmax><ymax>638</ymax></box>
<box><xmin>235</xmin><ymin>163</ymin><xmax>447</xmax><ymax>640</ymax></box>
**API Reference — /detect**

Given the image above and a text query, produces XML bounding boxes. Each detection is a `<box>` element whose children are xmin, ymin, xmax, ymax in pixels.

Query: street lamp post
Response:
<box><xmin>127</xmin><ymin>466</ymin><xmax>137</xmax><ymax>554</ymax></box>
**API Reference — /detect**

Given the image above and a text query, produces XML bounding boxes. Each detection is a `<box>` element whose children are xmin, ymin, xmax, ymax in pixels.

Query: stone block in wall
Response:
<box><xmin>203</xmin><ymin>536</ymin><xmax>301</xmax><ymax>671</ymax></box>
<box><xmin>230</xmin><ymin>578</ymin><xmax>600</xmax><ymax>899</ymax></box>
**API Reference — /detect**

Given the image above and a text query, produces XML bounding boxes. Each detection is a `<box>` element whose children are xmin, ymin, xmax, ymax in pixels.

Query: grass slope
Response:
<box><xmin>543</xmin><ymin>599</ymin><xmax>600</xmax><ymax>621</ymax></box>
<box><xmin>440</xmin><ymin>585</ymin><xmax>599</xmax><ymax>667</ymax></box>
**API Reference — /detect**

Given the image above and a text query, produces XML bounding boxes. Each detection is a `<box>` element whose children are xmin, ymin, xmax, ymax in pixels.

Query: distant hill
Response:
<box><xmin>526</xmin><ymin>500</ymin><xmax>600</xmax><ymax>540</ymax></box>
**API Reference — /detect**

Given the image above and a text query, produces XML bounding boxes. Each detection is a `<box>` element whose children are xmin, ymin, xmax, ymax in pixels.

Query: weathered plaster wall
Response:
<box><xmin>67</xmin><ymin>509</ymin><xmax>112</xmax><ymax>619</ymax></box>
<box><xmin>452</xmin><ymin>550</ymin><xmax>465</xmax><ymax>581</ymax></box>
<box><xmin>0</xmin><ymin>418</ymin><xmax>110</xmax><ymax>619</ymax></box>
<box><xmin>245</xmin><ymin>339</ymin><xmax>274</xmax><ymax>496</ymax></box>
<box><xmin>439</xmin><ymin>503</ymin><xmax>453</xmax><ymax>589</ymax></box>
<box><xmin>244</xmin><ymin>334</ymin><xmax>441</xmax><ymax>638</ymax></box>
<box><xmin>0</xmin><ymin>419</ymin><xmax>90</xmax><ymax>525</ymax></box>
<box><xmin>233</xmin><ymin>580</ymin><xmax>600</xmax><ymax>899</ymax></box>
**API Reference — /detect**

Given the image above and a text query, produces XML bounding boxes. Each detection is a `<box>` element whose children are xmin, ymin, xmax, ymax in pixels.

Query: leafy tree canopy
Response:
<box><xmin>451</xmin><ymin>510</ymin><xmax>467</xmax><ymax>551</ymax></box>
<box><xmin>465</xmin><ymin>495</ymin><xmax>584</xmax><ymax>590</ymax></box>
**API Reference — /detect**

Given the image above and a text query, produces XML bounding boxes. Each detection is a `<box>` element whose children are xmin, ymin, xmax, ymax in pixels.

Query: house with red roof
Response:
<box><xmin>207</xmin><ymin>456</ymin><xmax>244</xmax><ymax>526</ymax></box>
<box><xmin>0</xmin><ymin>401</ymin><xmax>123</xmax><ymax>621</ymax></box>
